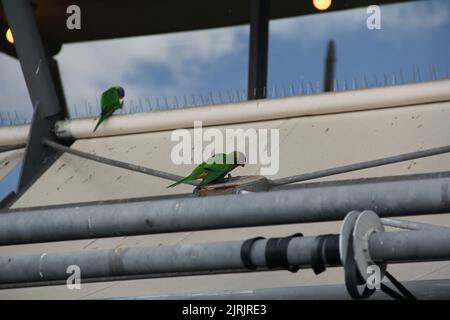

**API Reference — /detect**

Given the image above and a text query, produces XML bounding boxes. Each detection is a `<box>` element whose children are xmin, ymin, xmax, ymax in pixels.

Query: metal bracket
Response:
<box><xmin>340</xmin><ymin>210</ymin><xmax>386</xmax><ymax>280</ymax></box>
<box><xmin>353</xmin><ymin>210</ymin><xmax>386</xmax><ymax>282</ymax></box>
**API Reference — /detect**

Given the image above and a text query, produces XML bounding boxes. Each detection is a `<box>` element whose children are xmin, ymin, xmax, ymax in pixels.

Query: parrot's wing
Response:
<box><xmin>100</xmin><ymin>88</ymin><xmax>121</xmax><ymax>113</ymax></box>
<box><xmin>198</xmin><ymin>167</ymin><xmax>229</xmax><ymax>186</ymax></box>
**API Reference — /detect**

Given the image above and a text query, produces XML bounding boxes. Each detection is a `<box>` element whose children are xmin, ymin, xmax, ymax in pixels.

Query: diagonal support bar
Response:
<box><xmin>1</xmin><ymin>0</ymin><xmax>68</xmax><ymax>193</ymax></box>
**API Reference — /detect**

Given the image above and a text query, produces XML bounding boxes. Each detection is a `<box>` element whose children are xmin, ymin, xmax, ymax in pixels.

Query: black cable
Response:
<box><xmin>42</xmin><ymin>139</ymin><xmax>199</xmax><ymax>186</ymax></box>
<box><xmin>271</xmin><ymin>144</ymin><xmax>450</xmax><ymax>186</ymax></box>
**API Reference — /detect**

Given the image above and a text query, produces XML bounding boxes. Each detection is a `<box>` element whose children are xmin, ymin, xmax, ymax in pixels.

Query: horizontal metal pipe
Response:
<box><xmin>1</xmin><ymin>171</ymin><xmax>450</xmax><ymax>246</ymax></box>
<box><xmin>54</xmin><ymin>80</ymin><xmax>450</xmax><ymax>140</ymax></box>
<box><xmin>369</xmin><ymin>230</ymin><xmax>450</xmax><ymax>263</ymax></box>
<box><xmin>0</xmin><ymin>124</ymin><xmax>30</xmax><ymax>147</ymax></box>
<box><xmin>1</xmin><ymin>230</ymin><xmax>449</xmax><ymax>286</ymax></box>
<box><xmin>113</xmin><ymin>279</ymin><xmax>450</xmax><ymax>300</ymax></box>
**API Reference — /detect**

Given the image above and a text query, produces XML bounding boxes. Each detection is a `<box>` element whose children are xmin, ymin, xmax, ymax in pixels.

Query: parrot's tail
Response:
<box><xmin>167</xmin><ymin>176</ymin><xmax>192</xmax><ymax>188</ymax></box>
<box><xmin>92</xmin><ymin>116</ymin><xmax>105</xmax><ymax>133</ymax></box>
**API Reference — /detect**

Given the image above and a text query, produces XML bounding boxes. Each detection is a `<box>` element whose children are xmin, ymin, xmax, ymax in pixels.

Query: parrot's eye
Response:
<box><xmin>118</xmin><ymin>87</ymin><xmax>125</xmax><ymax>99</ymax></box>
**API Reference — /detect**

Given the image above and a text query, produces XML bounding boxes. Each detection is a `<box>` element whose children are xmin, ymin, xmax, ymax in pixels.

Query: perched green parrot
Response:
<box><xmin>167</xmin><ymin>151</ymin><xmax>246</xmax><ymax>188</ymax></box>
<box><xmin>93</xmin><ymin>86</ymin><xmax>125</xmax><ymax>132</ymax></box>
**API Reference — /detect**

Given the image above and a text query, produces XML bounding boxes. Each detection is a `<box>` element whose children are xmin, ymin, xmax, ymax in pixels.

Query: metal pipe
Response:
<box><xmin>0</xmin><ymin>124</ymin><xmax>30</xmax><ymax>146</ymax></box>
<box><xmin>1</xmin><ymin>171</ymin><xmax>450</xmax><ymax>245</ymax></box>
<box><xmin>248</xmin><ymin>0</ymin><xmax>270</xmax><ymax>100</ymax></box>
<box><xmin>1</xmin><ymin>0</ymin><xmax>62</xmax><ymax>118</ymax></box>
<box><xmin>369</xmin><ymin>229</ymin><xmax>450</xmax><ymax>263</ymax></box>
<box><xmin>112</xmin><ymin>279</ymin><xmax>450</xmax><ymax>300</ymax></box>
<box><xmin>271</xmin><ymin>144</ymin><xmax>450</xmax><ymax>186</ymax></box>
<box><xmin>0</xmin><ymin>143</ymin><xmax>26</xmax><ymax>153</ymax></box>
<box><xmin>323</xmin><ymin>40</ymin><xmax>336</xmax><ymax>92</ymax></box>
<box><xmin>1</xmin><ymin>230</ymin><xmax>449</xmax><ymax>286</ymax></box>
<box><xmin>54</xmin><ymin>79</ymin><xmax>450</xmax><ymax>140</ymax></box>
<box><xmin>42</xmin><ymin>139</ymin><xmax>198</xmax><ymax>186</ymax></box>
<box><xmin>381</xmin><ymin>218</ymin><xmax>449</xmax><ymax>231</ymax></box>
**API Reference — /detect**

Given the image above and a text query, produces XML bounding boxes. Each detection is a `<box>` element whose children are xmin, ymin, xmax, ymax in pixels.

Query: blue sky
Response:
<box><xmin>0</xmin><ymin>0</ymin><xmax>449</xmax><ymax>200</ymax></box>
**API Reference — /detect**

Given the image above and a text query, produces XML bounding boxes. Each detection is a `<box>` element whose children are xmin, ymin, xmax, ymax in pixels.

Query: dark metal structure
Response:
<box><xmin>1</xmin><ymin>0</ymin><xmax>67</xmax><ymax>193</ymax></box>
<box><xmin>248</xmin><ymin>0</ymin><xmax>270</xmax><ymax>100</ymax></box>
<box><xmin>323</xmin><ymin>40</ymin><xmax>336</xmax><ymax>92</ymax></box>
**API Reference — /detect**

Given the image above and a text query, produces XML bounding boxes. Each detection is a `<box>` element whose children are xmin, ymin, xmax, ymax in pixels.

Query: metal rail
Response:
<box><xmin>271</xmin><ymin>144</ymin><xmax>450</xmax><ymax>186</ymax></box>
<box><xmin>0</xmin><ymin>229</ymin><xmax>449</xmax><ymax>287</ymax></box>
<box><xmin>0</xmin><ymin>172</ymin><xmax>450</xmax><ymax>245</ymax></box>
<box><xmin>0</xmin><ymin>143</ymin><xmax>26</xmax><ymax>153</ymax></box>
<box><xmin>1</xmin><ymin>171</ymin><xmax>450</xmax><ymax>245</ymax></box>
<box><xmin>43</xmin><ymin>139</ymin><xmax>198</xmax><ymax>186</ymax></box>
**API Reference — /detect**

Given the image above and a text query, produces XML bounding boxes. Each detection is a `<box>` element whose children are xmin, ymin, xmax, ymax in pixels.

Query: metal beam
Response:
<box><xmin>0</xmin><ymin>229</ymin><xmax>449</xmax><ymax>287</ymax></box>
<box><xmin>113</xmin><ymin>279</ymin><xmax>450</xmax><ymax>300</ymax></box>
<box><xmin>1</xmin><ymin>0</ymin><xmax>68</xmax><ymax>192</ymax></box>
<box><xmin>323</xmin><ymin>40</ymin><xmax>336</xmax><ymax>92</ymax></box>
<box><xmin>42</xmin><ymin>139</ymin><xmax>199</xmax><ymax>186</ymax></box>
<box><xmin>248</xmin><ymin>0</ymin><xmax>270</xmax><ymax>100</ymax></box>
<box><xmin>1</xmin><ymin>171</ymin><xmax>450</xmax><ymax>245</ymax></box>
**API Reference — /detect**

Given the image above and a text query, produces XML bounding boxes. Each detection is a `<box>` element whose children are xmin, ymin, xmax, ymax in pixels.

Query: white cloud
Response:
<box><xmin>0</xmin><ymin>55</ymin><xmax>32</xmax><ymax>123</ymax></box>
<box><xmin>56</xmin><ymin>26</ymin><xmax>246</xmax><ymax>116</ymax></box>
<box><xmin>0</xmin><ymin>26</ymin><xmax>246</xmax><ymax>121</ymax></box>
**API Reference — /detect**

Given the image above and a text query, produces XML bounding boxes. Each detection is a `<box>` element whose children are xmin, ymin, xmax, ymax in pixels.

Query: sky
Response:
<box><xmin>0</xmin><ymin>0</ymin><xmax>450</xmax><ymax>200</ymax></box>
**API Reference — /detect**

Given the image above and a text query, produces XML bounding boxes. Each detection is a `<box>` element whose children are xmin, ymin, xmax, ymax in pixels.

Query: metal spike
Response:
<box><xmin>417</xmin><ymin>67</ymin><xmax>421</xmax><ymax>82</ymax></box>
<box><xmin>163</xmin><ymin>96</ymin><xmax>168</xmax><ymax>109</ymax></box>
<box><xmin>229</xmin><ymin>90</ymin><xmax>234</xmax><ymax>103</ymax></box>
<box><xmin>430</xmin><ymin>65</ymin><xmax>437</xmax><ymax>81</ymax></box>
<box><xmin>383</xmin><ymin>73</ymin><xmax>388</xmax><ymax>86</ymax></box>
<box><xmin>373</xmin><ymin>74</ymin><xmax>378</xmax><ymax>87</ymax></box>
<box><xmin>236</xmin><ymin>89</ymin><xmax>241</xmax><ymax>101</ymax></box>
<box><xmin>399</xmin><ymin>68</ymin><xmax>405</xmax><ymax>84</ymax></box>
<box><xmin>343</xmin><ymin>79</ymin><xmax>348</xmax><ymax>91</ymax></box>
<box><xmin>392</xmin><ymin>73</ymin><xmax>396</xmax><ymax>85</ymax></box>
<box><xmin>208</xmin><ymin>92</ymin><xmax>213</xmax><ymax>105</ymax></box>
<box><xmin>362</xmin><ymin>75</ymin><xmax>368</xmax><ymax>88</ymax></box>
<box><xmin>145</xmin><ymin>98</ymin><xmax>151</xmax><ymax>111</ymax></box>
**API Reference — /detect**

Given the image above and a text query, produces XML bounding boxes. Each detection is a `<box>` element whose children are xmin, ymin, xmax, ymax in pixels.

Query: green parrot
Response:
<box><xmin>93</xmin><ymin>86</ymin><xmax>125</xmax><ymax>132</ymax></box>
<box><xmin>167</xmin><ymin>151</ymin><xmax>246</xmax><ymax>188</ymax></box>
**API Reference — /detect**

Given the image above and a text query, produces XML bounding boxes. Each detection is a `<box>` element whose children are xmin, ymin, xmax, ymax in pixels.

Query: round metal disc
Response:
<box><xmin>339</xmin><ymin>210</ymin><xmax>361</xmax><ymax>267</ymax></box>
<box><xmin>353</xmin><ymin>210</ymin><xmax>386</xmax><ymax>281</ymax></box>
